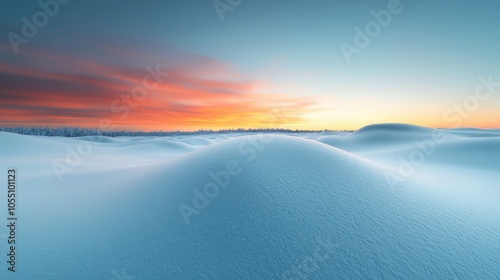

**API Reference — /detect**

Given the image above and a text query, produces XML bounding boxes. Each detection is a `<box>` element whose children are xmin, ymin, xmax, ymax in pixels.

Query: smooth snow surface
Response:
<box><xmin>0</xmin><ymin>124</ymin><xmax>499</xmax><ymax>279</ymax></box>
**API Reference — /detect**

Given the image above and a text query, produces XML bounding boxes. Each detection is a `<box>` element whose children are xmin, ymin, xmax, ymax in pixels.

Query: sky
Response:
<box><xmin>1</xmin><ymin>0</ymin><xmax>499</xmax><ymax>131</ymax></box>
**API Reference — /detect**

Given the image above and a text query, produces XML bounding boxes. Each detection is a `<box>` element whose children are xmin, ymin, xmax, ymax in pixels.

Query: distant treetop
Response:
<box><xmin>0</xmin><ymin>127</ymin><xmax>350</xmax><ymax>137</ymax></box>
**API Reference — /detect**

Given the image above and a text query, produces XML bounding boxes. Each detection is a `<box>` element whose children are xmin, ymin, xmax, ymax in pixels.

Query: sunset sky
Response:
<box><xmin>1</xmin><ymin>0</ymin><xmax>499</xmax><ymax>130</ymax></box>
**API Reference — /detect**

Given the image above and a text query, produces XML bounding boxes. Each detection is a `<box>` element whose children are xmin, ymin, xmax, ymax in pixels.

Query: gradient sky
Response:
<box><xmin>1</xmin><ymin>0</ymin><xmax>499</xmax><ymax>130</ymax></box>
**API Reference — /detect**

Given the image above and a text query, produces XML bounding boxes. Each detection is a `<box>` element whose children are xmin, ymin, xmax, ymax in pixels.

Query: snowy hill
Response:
<box><xmin>0</xmin><ymin>125</ymin><xmax>499</xmax><ymax>279</ymax></box>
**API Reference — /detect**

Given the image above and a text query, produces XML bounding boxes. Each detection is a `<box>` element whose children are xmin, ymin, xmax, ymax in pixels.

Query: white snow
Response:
<box><xmin>0</xmin><ymin>123</ymin><xmax>499</xmax><ymax>279</ymax></box>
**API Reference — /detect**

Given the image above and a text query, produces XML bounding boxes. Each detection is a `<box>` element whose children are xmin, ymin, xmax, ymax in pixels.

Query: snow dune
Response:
<box><xmin>0</xmin><ymin>125</ymin><xmax>499</xmax><ymax>279</ymax></box>
<box><xmin>317</xmin><ymin>124</ymin><xmax>500</xmax><ymax>207</ymax></box>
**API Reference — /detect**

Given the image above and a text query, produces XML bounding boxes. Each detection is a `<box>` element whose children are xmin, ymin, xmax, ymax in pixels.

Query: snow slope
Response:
<box><xmin>317</xmin><ymin>124</ymin><xmax>500</xmax><ymax>205</ymax></box>
<box><xmin>0</xmin><ymin>125</ymin><xmax>499</xmax><ymax>279</ymax></box>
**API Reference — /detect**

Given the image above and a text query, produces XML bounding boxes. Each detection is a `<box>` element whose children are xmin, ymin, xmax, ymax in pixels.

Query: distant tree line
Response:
<box><xmin>0</xmin><ymin>127</ymin><xmax>351</xmax><ymax>137</ymax></box>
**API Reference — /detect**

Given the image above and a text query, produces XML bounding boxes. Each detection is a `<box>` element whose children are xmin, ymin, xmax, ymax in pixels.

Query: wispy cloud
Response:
<box><xmin>0</xmin><ymin>43</ymin><xmax>329</xmax><ymax>130</ymax></box>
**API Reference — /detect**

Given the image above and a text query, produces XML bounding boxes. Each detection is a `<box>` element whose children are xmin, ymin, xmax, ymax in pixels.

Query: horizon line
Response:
<box><xmin>1</xmin><ymin>124</ymin><xmax>499</xmax><ymax>137</ymax></box>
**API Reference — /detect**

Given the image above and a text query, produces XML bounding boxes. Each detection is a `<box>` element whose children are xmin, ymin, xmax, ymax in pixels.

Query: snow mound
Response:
<box><xmin>11</xmin><ymin>135</ymin><xmax>500</xmax><ymax>279</ymax></box>
<box><xmin>317</xmin><ymin>123</ymin><xmax>441</xmax><ymax>153</ymax></box>
<box><xmin>174</xmin><ymin>137</ymin><xmax>215</xmax><ymax>146</ymax></box>
<box><xmin>74</xmin><ymin>135</ymin><xmax>124</xmax><ymax>143</ymax></box>
<box><xmin>355</xmin><ymin>123</ymin><xmax>433</xmax><ymax>134</ymax></box>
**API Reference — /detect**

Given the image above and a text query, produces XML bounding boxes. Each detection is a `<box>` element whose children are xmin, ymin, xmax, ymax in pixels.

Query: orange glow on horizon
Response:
<box><xmin>1</xmin><ymin>44</ymin><xmax>499</xmax><ymax>131</ymax></box>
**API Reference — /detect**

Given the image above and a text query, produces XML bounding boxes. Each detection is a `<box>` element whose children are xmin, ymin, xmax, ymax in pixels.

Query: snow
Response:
<box><xmin>0</xmin><ymin>124</ymin><xmax>499</xmax><ymax>279</ymax></box>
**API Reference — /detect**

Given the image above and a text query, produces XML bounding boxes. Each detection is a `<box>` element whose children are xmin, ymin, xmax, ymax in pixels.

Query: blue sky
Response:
<box><xmin>1</xmin><ymin>0</ymin><xmax>499</xmax><ymax>130</ymax></box>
